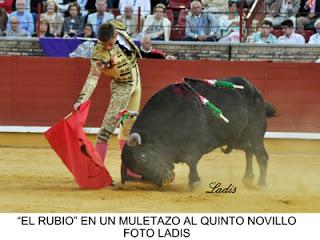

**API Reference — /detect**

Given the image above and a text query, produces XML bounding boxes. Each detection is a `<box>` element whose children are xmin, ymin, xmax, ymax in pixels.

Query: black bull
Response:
<box><xmin>121</xmin><ymin>77</ymin><xmax>276</xmax><ymax>189</ymax></box>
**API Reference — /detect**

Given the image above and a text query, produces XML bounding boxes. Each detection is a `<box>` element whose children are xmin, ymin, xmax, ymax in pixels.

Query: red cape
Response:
<box><xmin>44</xmin><ymin>101</ymin><xmax>112</xmax><ymax>189</ymax></box>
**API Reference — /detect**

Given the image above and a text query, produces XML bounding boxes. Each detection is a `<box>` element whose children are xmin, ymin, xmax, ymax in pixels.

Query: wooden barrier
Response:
<box><xmin>0</xmin><ymin>56</ymin><xmax>319</xmax><ymax>132</ymax></box>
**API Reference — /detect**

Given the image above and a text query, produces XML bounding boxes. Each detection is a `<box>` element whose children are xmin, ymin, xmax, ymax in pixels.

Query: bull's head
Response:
<box><xmin>121</xmin><ymin>132</ymin><xmax>175</xmax><ymax>187</ymax></box>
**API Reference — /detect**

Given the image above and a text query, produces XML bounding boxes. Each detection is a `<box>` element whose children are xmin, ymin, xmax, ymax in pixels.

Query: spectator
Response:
<box><xmin>141</xmin><ymin>3</ymin><xmax>171</xmax><ymax>41</ymax></box>
<box><xmin>52</xmin><ymin>0</ymin><xmax>71</xmax><ymax>13</ymax></box>
<box><xmin>41</xmin><ymin>0</ymin><xmax>64</xmax><ymax>37</ymax></box>
<box><xmin>4</xmin><ymin>15</ymin><xmax>27</xmax><ymax>36</ymax></box>
<box><xmin>119</xmin><ymin>0</ymin><xmax>151</xmax><ymax>18</ymax></box>
<box><xmin>62</xmin><ymin>2</ymin><xmax>84</xmax><ymax>37</ymax></box>
<box><xmin>308</xmin><ymin>18</ymin><xmax>320</xmax><ymax>43</ymax></box>
<box><xmin>116</xmin><ymin>5</ymin><xmax>141</xmax><ymax>37</ymax></box>
<box><xmin>140</xmin><ymin>35</ymin><xmax>175</xmax><ymax>59</ymax></box>
<box><xmin>278</xmin><ymin>19</ymin><xmax>305</xmax><ymax>43</ymax></box>
<box><xmin>0</xmin><ymin>7</ymin><xmax>8</xmax><ymax>34</ymax></box>
<box><xmin>6</xmin><ymin>0</ymin><xmax>34</xmax><ymax>36</ymax></box>
<box><xmin>32</xmin><ymin>18</ymin><xmax>54</xmax><ymax>37</ymax></box>
<box><xmin>11</xmin><ymin>0</ymin><xmax>45</xmax><ymax>13</ymax></box>
<box><xmin>77</xmin><ymin>0</ymin><xmax>88</xmax><ymax>16</ymax></box>
<box><xmin>50</xmin><ymin>0</ymin><xmax>88</xmax><ymax>15</ymax></box>
<box><xmin>265</xmin><ymin>0</ymin><xmax>300</xmax><ymax>28</ymax></box>
<box><xmin>151</xmin><ymin>0</ymin><xmax>168</xmax><ymax>10</ymax></box>
<box><xmin>183</xmin><ymin>1</ymin><xmax>217</xmax><ymax>41</ymax></box>
<box><xmin>249</xmin><ymin>19</ymin><xmax>278</xmax><ymax>43</ymax></box>
<box><xmin>0</xmin><ymin>0</ymin><xmax>13</xmax><ymax>13</ymax></box>
<box><xmin>218</xmin><ymin>0</ymin><xmax>240</xmax><ymax>43</ymax></box>
<box><xmin>77</xmin><ymin>23</ymin><xmax>95</xmax><ymax>37</ymax></box>
<box><xmin>87</xmin><ymin>0</ymin><xmax>114</xmax><ymax>33</ymax></box>
<box><xmin>201</xmin><ymin>0</ymin><xmax>229</xmax><ymax>14</ymax></box>
<box><xmin>296</xmin><ymin>0</ymin><xmax>320</xmax><ymax>30</ymax></box>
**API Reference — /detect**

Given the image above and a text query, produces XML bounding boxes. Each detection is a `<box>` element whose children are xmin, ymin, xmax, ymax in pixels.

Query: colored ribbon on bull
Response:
<box><xmin>182</xmin><ymin>81</ymin><xmax>229</xmax><ymax>123</ymax></box>
<box><xmin>117</xmin><ymin>109</ymin><xmax>139</xmax><ymax>127</ymax></box>
<box><xmin>203</xmin><ymin>79</ymin><xmax>244</xmax><ymax>89</ymax></box>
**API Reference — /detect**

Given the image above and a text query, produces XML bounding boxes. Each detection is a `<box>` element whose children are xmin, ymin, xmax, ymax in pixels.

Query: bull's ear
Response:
<box><xmin>127</xmin><ymin>133</ymin><xmax>142</xmax><ymax>146</ymax></box>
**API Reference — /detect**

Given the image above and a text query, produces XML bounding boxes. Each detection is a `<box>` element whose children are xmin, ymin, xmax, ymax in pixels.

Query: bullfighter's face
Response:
<box><xmin>121</xmin><ymin>134</ymin><xmax>175</xmax><ymax>187</ymax></box>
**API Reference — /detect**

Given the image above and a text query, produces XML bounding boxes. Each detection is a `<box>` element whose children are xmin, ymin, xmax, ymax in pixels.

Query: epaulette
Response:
<box><xmin>108</xmin><ymin>19</ymin><xmax>127</xmax><ymax>31</ymax></box>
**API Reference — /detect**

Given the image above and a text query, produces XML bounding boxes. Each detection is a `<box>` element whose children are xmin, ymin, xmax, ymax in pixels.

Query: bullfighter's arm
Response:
<box><xmin>76</xmin><ymin>61</ymin><xmax>102</xmax><ymax>104</ymax></box>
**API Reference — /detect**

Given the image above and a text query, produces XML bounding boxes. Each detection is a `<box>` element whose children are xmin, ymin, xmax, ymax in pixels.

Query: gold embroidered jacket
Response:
<box><xmin>77</xmin><ymin>20</ymin><xmax>141</xmax><ymax>104</ymax></box>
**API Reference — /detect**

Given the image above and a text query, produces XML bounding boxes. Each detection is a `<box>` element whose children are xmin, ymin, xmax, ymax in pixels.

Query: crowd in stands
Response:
<box><xmin>0</xmin><ymin>0</ymin><xmax>319</xmax><ymax>44</ymax></box>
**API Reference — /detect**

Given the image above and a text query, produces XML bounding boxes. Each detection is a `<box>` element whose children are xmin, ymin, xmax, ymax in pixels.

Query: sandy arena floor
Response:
<box><xmin>0</xmin><ymin>137</ymin><xmax>319</xmax><ymax>213</ymax></box>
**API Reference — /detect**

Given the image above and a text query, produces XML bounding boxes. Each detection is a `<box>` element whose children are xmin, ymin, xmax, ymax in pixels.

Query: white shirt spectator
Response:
<box><xmin>278</xmin><ymin>32</ymin><xmax>305</xmax><ymax>44</ymax></box>
<box><xmin>119</xmin><ymin>0</ymin><xmax>151</xmax><ymax>17</ymax></box>
<box><xmin>308</xmin><ymin>33</ymin><xmax>320</xmax><ymax>44</ymax></box>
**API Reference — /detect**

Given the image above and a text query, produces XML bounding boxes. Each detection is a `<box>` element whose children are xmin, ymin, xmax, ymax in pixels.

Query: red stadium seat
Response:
<box><xmin>170</xmin><ymin>27</ymin><xmax>185</xmax><ymax>40</ymax></box>
<box><xmin>108</xmin><ymin>8</ymin><xmax>120</xmax><ymax>17</ymax></box>
<box><xmin>170</xmin><ymin>9</ymin><xmax>189</xmax><ymax>40</ymax></box>
<box><xmin>165</xmin><ymin>9</ymin><xmax>174</xmax><ymax>23</ymax></box>
<box><xmin>177</xmin><ymin>8</ymin><xmax>189</xmax><ymax>27</ymax></box>
<box><xmin>168</xmin><ymin>0</ymin><xmax>191</xmax><ymax>9</ymax></box>
<box><xmin>296</xmin><ymin>29</ymin><xmax>314</xmax><ymax>43</ymax></box>
<box><xmin>271</xmin><ymin>29</ymin><xmax>283</xmax><ymax>38</ymax></box>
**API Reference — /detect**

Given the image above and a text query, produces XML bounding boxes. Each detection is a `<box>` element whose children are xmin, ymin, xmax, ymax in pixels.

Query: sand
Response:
<box><xmin>0</xmin><ymin>138</ymin><xmax>319</xmax><ymax>213</ymax></box>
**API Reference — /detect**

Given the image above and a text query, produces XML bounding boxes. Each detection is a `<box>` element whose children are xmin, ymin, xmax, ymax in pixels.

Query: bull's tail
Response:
<box><xmin>264</xmin><ymin>102</ymin><xmax>276</xmax><ymax>118</ymax></box>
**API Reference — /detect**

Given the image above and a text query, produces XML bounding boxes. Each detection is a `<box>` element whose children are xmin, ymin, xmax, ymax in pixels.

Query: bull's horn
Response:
<box><xmin>127</xmin><ymin>133</ymin><xmax>142</xmax><ymax>146</ymax></box>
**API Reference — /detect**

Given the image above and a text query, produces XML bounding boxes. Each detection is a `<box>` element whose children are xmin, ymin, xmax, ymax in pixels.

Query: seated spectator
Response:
<box><xmin>116</xmin><ymin>5</ymin><xmax>141</xmax><ymax>37</ymax></box>
<box><xmin>151</xmin><ymin>0</ymin><xmax>168</xmax><ymax>10</ymax></box>
<box><xmin>296</xmin><ymin>0</ymin><xmax>320</xmax><ymax>30</ymax></box>
<box><xmin>11</xmin><ymin>0</ymin><xmax>45</xmax><ymax>13</ymax></box>
<box><xmin>4</xmin><ymin>15</ymin><xmax>27</xmax><ymax>36</ymax></box>
<box><xmin>52</xmin><ymin>0</ymin><xmax>70</xmax><ymax>13</ymax></box>
<box><xmin>41</xmin><ymin>0</ymin><xmax>64</xmax><ymax>37</ymax></box>
<box><xmin>0</xmin><ymin>7</ymin><xmax>8</xmax><ymax>34</ymax></box>
<box><xmin>140</xmin><ymin>35</ymin><xmax>175</xmax><ymax>59</ymax></box>
<box><xmin>265</xmin><ymin>0</ymin><xmax>300</xmax><ymax>28</ymax></box>
<box><xmin>119</xmin><ymin>0</ymin><xmax>151</xmax><ymax>18</ymax></box>
<box><xmin>51</xmin><ymin>0</ymin><xmax>88</xmax><ymax>15</ymax></box>
<box><xmin>0</xmin><ymin>0</ymin><xmax>13</xmax><ymax>13</ymax></box>
<box><xmin>77</xmin><ymin>0</ymin><xmax>88</xmax><ymax>16</ymax></box>
<box><xmin>249</xmin><ymin>19</ymin><xmax>278</xmax><ymax>43</ymax></box>
<box><xmin>6</xmin><ymin>0</ymin><xmax>34</xmax><ymax>36</ymax></box>
<box><xmin>218</xmin><ymin>1</ymin><xmax>240</xmax><ymax>43</ymax></box>
<box><xmin>69</xmin><ymin>38</ymin><xmax>95</xmax><ymax>58</ymax></box>
<box><xmin>62</xmin><ymin>2</ymin><xmax>84</xmax><ymax>38</ymax></box>
<box><xmin>183</xmin><ymin>1</ymin><xmax>217</xmax><ymax>41</ymax></box>
<box><xmin>77</xmin><ymin>23</ymin><xmax>95</xmax><ymax>38</ymax></box>
<box><xmin>32</xmin><ymin>18</ymin><xmax>54</xmax><ymax>37</ymax></box>
<box><xmin>87</xmin><ymin>0</ymin><xmax>114</xmax><ymax>34</ymax></box>
<box><xmin>141</xmin><ymin>3</ymin><xmax>171</xmax><ymax>41</ymax></box>
<box><xmin>201</xmin><ymin>0</ymin><xmax>229</xmax><ymax>14</ymax></box>
<box><xmin>308</xmin><ymin>18</ymin><xmax>320</xmax><ymax>43</ymax></box>
<box><xmin>278</xmin><ymin>19</ymin><xmax>305</xmax><ymax>43</ymax></box>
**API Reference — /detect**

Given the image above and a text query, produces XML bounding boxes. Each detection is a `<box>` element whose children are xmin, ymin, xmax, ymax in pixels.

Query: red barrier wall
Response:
<box><xmin>1</xmin><ymin>56</ymin><xmax>320</xmax><ymax>132</ymax></box>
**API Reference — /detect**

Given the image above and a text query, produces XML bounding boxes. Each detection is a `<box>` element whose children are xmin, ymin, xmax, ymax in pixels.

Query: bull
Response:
<box><xmin>121</xmin><ymin>77</ymin><xmax>275</xmax><ymax>189</ymax></box>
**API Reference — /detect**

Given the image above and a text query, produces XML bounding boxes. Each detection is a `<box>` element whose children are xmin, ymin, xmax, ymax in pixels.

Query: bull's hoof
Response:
<box><xmin>256</xmin><ymin>182</ymin><xmax>267</xmax><ymax>191</ymax></box>
<box><xmin>242</xmin><ymin>178</ymin><xmax>255</xmax><ymax>190</ymax></box>
<box><xmin>189</xmin><ymin>181</ymin><xmax>201</xmax><ymax>191</ymax></box>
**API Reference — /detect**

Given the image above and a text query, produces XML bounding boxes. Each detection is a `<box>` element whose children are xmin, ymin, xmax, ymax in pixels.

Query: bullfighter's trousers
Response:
<box><xmin>96</xmin><ymin>64</ymin><xmax>141</xmax><ymax>143</ymax></box>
